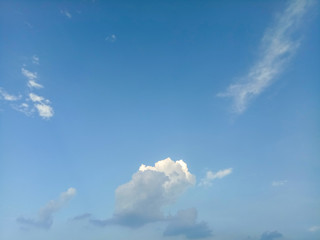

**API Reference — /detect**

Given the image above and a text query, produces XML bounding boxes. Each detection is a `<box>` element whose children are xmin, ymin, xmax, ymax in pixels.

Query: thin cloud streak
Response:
<box><xmin>0</xmin><ymin>88</ymin><xmax>21</xmax><ymax>101</ymax></box>
<box><xmin>218</xmin><ymin>0</ymin><xmax>313</xmax><ymax>113</ymax></box>
<box><xmin>17</xmin><ymin>188</ymin><xmax>76</xmax><ymax>229</ymax></box>
<box><xmin>308</xmin><ymin>225</ymin><xmax>320</xmax><ymax>232</ymax></box>
<box><xmin>272</xmin><ymin>180</ymin><xmax>288</xmax><ymax>187</ymax></box>
<box><xmin>21</xmin><ymin>68</ymin><xmax>37</xmax><ymax>80</ymax></box>
<box><xmin>105</xmin><ymin>34</ymin><xmax>117</xmax><ymax>42</ymax></box>
<box><xmin>199</xmin><ymin>168</ymin><xmax>232</xmax><ymax>187</ymax></box>
<box><xmin>32</xmin><ymin>55</ymin><xmax>39</xmax><ymax>64</ymax></box>
<box><xmin>60</xmin><ymin>10</ymin><xmax>72</xmax><ymax>19</ymax></box>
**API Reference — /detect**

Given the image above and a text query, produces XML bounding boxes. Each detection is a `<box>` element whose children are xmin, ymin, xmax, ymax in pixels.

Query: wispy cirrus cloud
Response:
<box><xmin>308</xmin><ymin>225</ymin><xmax>320</xmax><ymax>232</ymax></box>
<box><xmin>0</xmin><ymin>55</ymin><xmax>54</xmax><ymax>119</ymax></box>
<box><xmin>21</xmin><ymin>67</ymin><xmax>37</xmax><ymax>80</ymax></box>
<box><xmin>272</xmin><ymin>180</ymin><xmax>288</xmax><ymax>187</ymax></box>
<box><xmin>60</xmin><ymin>9</ymin><xmax>72</xmax><ymax>19</ymax></box>
<box><xmin>32</xmin><ymin>55</ymin><xmax>39</xmax><ymax>65</ymax></box>
<box><xmin>199</xmin><ymin>168</ymin><xmax>232</xmax><ymax>187</ymax></box>
<box><xmin>20</xmin><ymin>61</ymin><xmax>54</xmax><ymax>119</ymax></box>
<box><xmin>1</xmin><ymin>56</ymin><xmax>54</xmax><ymax>119</ymax></box>
<box><xmin>105</xmin><ymin>34</ymin><xmax>117</xmax><ymax>42</ymax></box>
<box><xmin>17</xmin><ymin>188</ymin><xmax>76</xmax><ymax>230</ymax></box>
<box><xmin>22</xmin><ymin>67</ymin><xmax>43</xmax><ymax>89</ymax></box>
<box><xmin>218</xmin><ymin>0</ymin><xmax>314</xmax><ymax>113</ymax></box>
<box><xmin>0</xmin><ymin>88</ymin><xmax>21</xmax><ymax>101</ymax></box>
<box><xmin>260</xmin><ymin>231</ymin><xmax>283</xmax><ymax>240</ymax></box>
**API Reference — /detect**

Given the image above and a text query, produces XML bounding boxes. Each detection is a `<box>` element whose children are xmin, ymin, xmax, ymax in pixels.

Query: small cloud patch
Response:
<box><xmin>164</xmin><ymin>208</ymin><xmax>212</xmax><ymax>239</ymax></box>
<box><xmin>272</xmin><ymin>180</ymin><xmax>288</xmax><ymax>187</ymax></box>
<box><xmin>105</xmin><ymin>34</ymin><xmax>117</xmax><ymax>42</ymax></box>
<box><xmin>199</xmin><ymin>168</ymin><xmax>232</xmax><ymax>187</ymax></box>
<box><xmin>17</xmin><ymin>188</ymin><xmax>76</xmax><ymax>230</ymax></box>
<box><xmin>260</xmin><ymin>231</ymin><xmax>283</xmax><ymax>240</ymax></box>
<box><xmin>60</xmin><ymin>9</ymin><xmax>72</xmax><ymax>19</ymax></box>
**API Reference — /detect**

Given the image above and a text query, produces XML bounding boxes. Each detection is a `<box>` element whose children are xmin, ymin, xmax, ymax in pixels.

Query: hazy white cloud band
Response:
<box><xmin>308</xmin><ymin>225</ymin><xmax>320</xmax><ymax>232</ymax></box>
<box><xmin>17</xmin><ymin>188</ymin><xmax>76</xmax><ymax>229</ymax></box>
<box><xmin>272</xmin><ymin>180</ymin><xmax>288</xmax><ymax>187</ymax></box>
<box><xmin>0</xmin><ymin>88</ymin><xmax>21</xmax><ymax>101</ymax></box>
<box><xmin>218</xmin><ymin>0</ymin><xmax>313</xmax><ymax>113</ymax></box>
<box><xmin>199</xmin><ymin>168</ymin><xmax>232</xmax><ymax>186</ymax></box>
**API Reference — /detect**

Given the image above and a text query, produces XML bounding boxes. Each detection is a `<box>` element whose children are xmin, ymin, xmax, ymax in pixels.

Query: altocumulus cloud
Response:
<box><xmin>218</xmin><ymin>0</ymin><xmax>314</xmax><ymax>113</ymax></box>
<box><xmin>1</xmin><ymin>55</ymin><xmax>54</xmax><ymax>119</ymax></box>
<box><xmin>17</xmin><ymin>188</ymin><xmax>76</xmax><ymax>229</ymax></box>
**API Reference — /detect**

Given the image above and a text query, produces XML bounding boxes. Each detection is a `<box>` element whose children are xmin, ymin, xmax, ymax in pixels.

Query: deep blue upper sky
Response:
<box><xmin>0</xmin><ymin>1</ymin><xmax>319</xmax><ymax>240</ymax></box>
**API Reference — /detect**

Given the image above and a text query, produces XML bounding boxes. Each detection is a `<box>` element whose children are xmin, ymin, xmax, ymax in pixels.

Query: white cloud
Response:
<box><xmin>105</xmin><ymin>34</ymin><xmax>117</xmax><ymax>42</ymax></box>
<box><xmin>164</xmin><ymin>208</ymin><xmax>212</xmax><ymax>239</ymax></box>
<box><xmin>272</xmin><ymin>180</ymin><xmax>288</xmax><ymax>187</ymax></box>
<box><xmin>17</xmin><ymin>188</ymin><xmax>76</xmax><ymax>229</ymax></box>
<box><xmin>199</xmin><ymin>168</ymin><xmax>232</xmax><ymax>187</ymax></box>
<box><xmin>60</xmin><ymin>10</ymin><xmax>72</xmax><ymax>19</ymax></box>
<box><xmin>28</xmin><ymin>93</ymin><xmax>54</xmax><ymax>119</ymax></box>
<box><xmin>22</xmin><ymin>67</ymin><xmax>43</xmax><ymax>89</ymax></box>
<box><xmin>308</xmin><ymin>225</ymin><xmax>320</xmax><ymax>232</ymax></box>
<box><xmin>29</xmin><ymin>93</ymin><xmax>45</xmax><ymax>102</ymax></box>
<box><xmin>218</xmin><ymin>0</ymin><xmax>313</xmax><ymax>113</ymax></box>
<box><xmin>0</xmin><ymin>88</ymin><xmax>21</xmax><ymax>101</ymax></box>
<box><xmin>12</xmin><ymin>103</ymin><xmax>33</xmax><ymax>116</ymax></box>
<box><xmin>34</xmin><ymin>103</ymin><xmax>54</xmax><ymax>119</ymax></box>
<box><xmin>2</xmin><ymin>57</ymin><xmax>54</xmax><ymax>119</ymax></box>
<box><xmin>91</xmin><ymin>158</ymin><xmax>195</xmax><ymax>228</ymax></box>
<box><xmin>32</xmin><ymin>55</ymin><xmax>39</xmax><ymax>64</ymax></box>
<box><xmin>21</xmin><ymin>68</ymin><xmax>37</xmax><ymax>80</ymax></box>
<box><xmin>28</xmin><ymin>80</ymin><xmax>43</xmax><ymax>89</ymax></box>
<box><xmin>115</xmin><ymin>158</ymin><xmax>195</xmax><ymax>226</ymax></box>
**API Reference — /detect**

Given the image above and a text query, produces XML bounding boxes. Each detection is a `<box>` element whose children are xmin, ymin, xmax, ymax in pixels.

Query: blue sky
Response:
<box><xmin>0</xmin><ymin>0</ymin><xmax>319</xmax><ymax>240</ymax></box>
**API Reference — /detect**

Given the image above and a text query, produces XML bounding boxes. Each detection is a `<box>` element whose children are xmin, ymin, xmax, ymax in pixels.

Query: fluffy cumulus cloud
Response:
<box><xmin>218</xmin><ymin>0</ymin><xmax>313</xmax><ymax>113</ymax></box>
<box><xmin>92</xmin><ymin>158</ymin><xmax>196</xmax><ymax>228</ymax></box>
<box><xmin>260</xmin><ymin>231</ymin><xmax>283</xmax><ymax>240</ymax></box>
<box><xmin>89</xmin><ymin>158</ymin><xmax>213</xmax><ymax>238</ymax></box>
<box><xmin>17</xmin><ymin>188</ymin><xmax>76</xmax><ymax>229</ymax></box>
<box><xmin>164</xmin><ymin>208</ymin><xmax>212</xmax><ymax>239</ymax></box>
<box><xmin>199</xmin><ymin>168</ymin><xmax>232</xmax><ymax>186</ymax></box>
